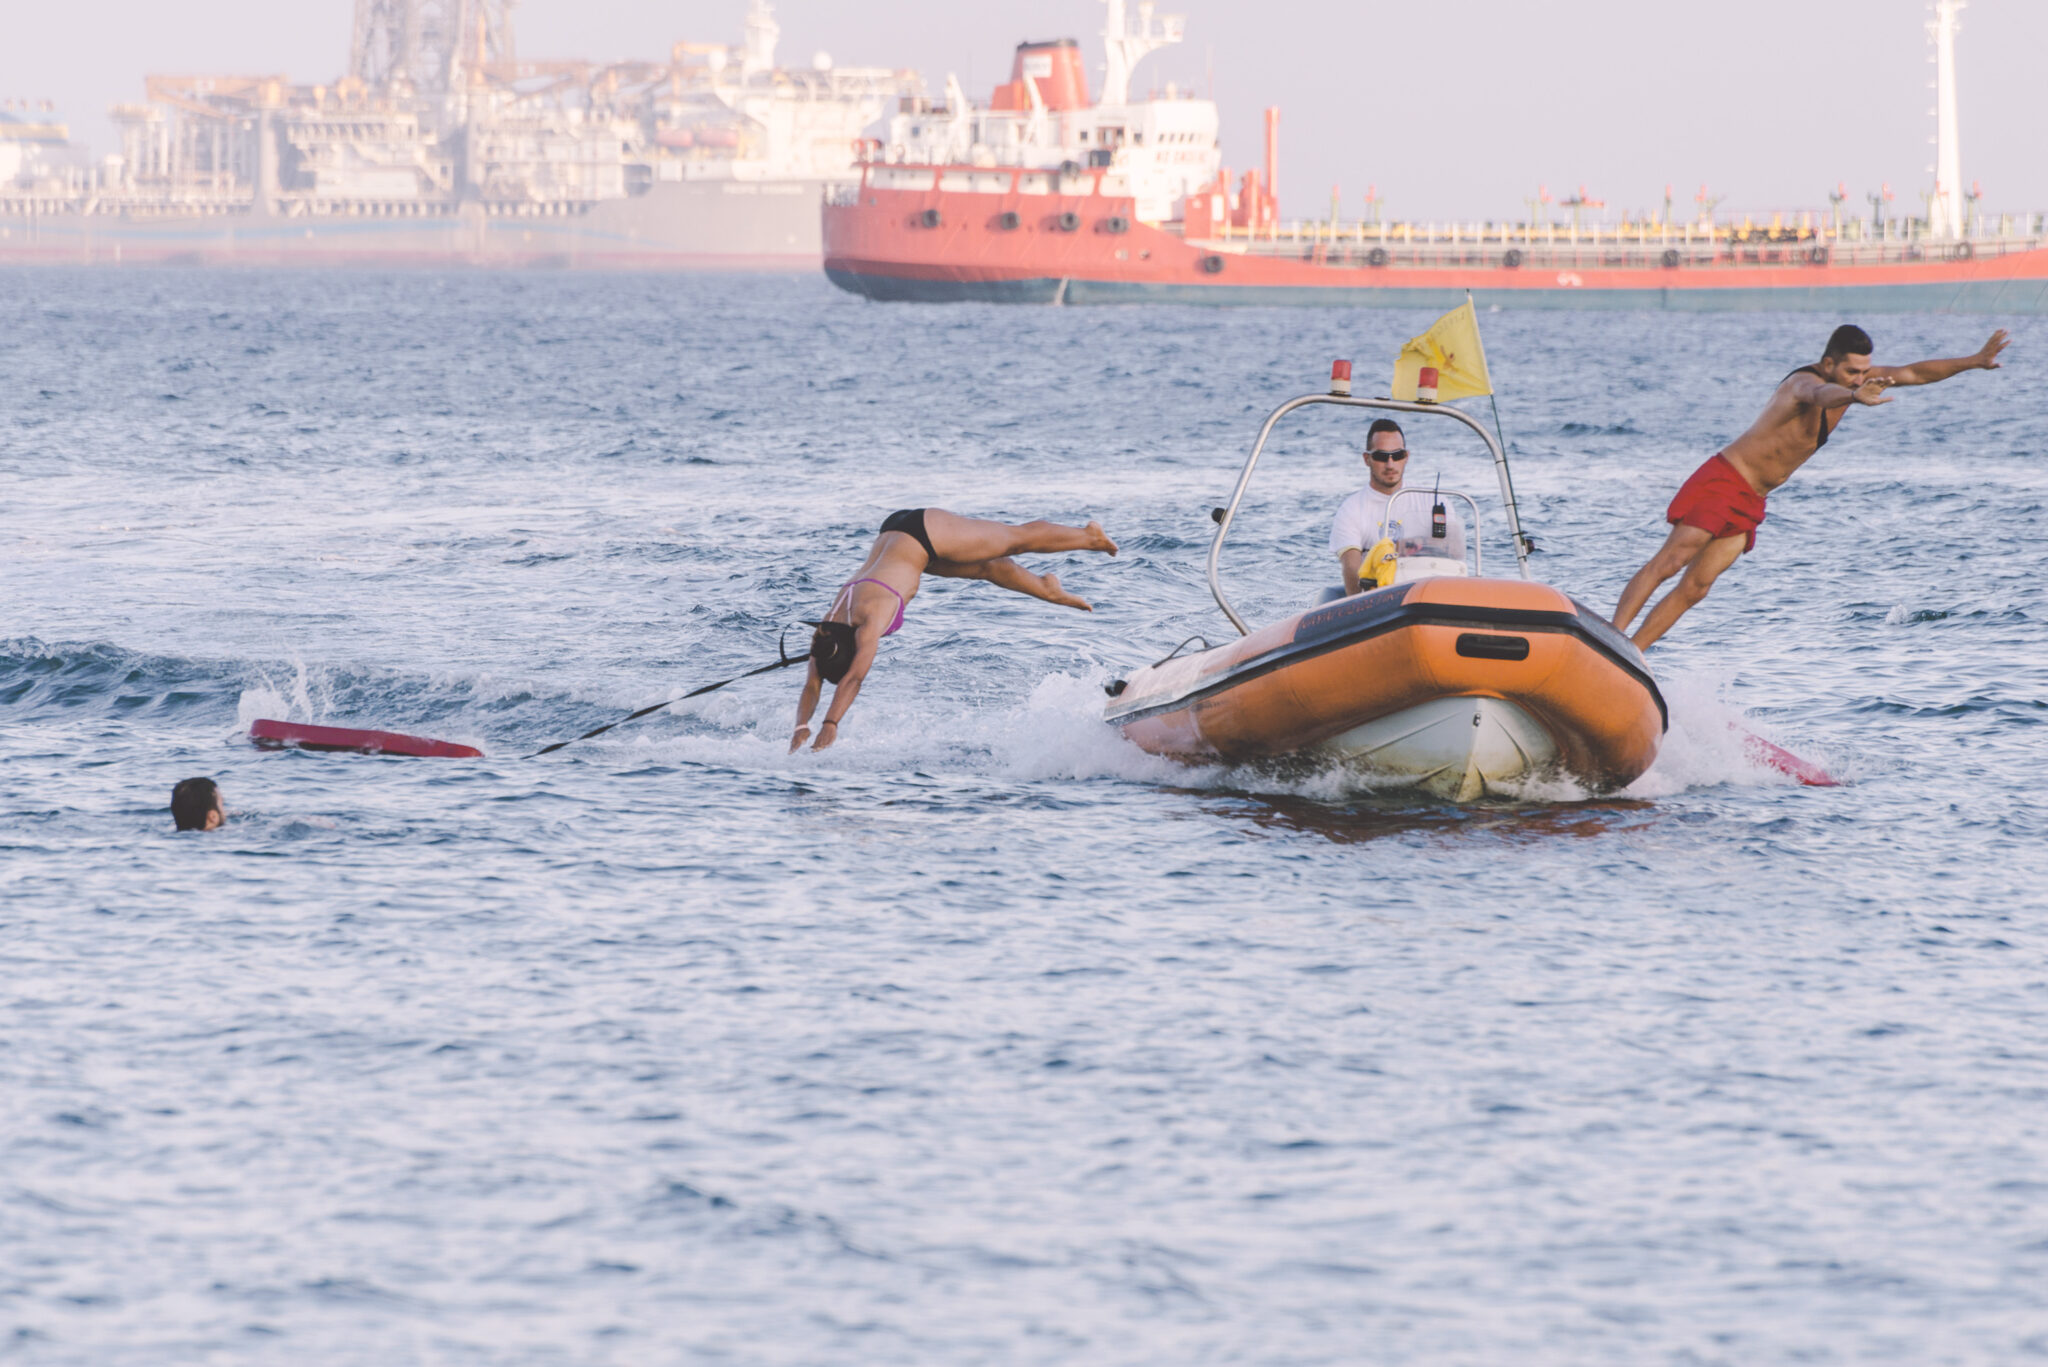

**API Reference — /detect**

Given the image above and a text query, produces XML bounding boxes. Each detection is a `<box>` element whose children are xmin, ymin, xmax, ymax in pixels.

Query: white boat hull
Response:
<box><xmin>1323</xmin><ymin>695</ymin><xmax>1559</xmax><ymax>801</ymax></box>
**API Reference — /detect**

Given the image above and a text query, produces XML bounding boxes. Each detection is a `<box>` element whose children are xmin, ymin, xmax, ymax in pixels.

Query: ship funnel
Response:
<box><xmin>992</xmin><ymin>38</ymin><xmax>1088</xmax><ymax>112</ymax></box>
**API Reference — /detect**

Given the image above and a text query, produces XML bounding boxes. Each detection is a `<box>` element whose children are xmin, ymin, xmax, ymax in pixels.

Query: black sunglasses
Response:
<box><xmin>1367</xmin><ymin>449</ymin><xmax>1409</xmax><ymax>463</ymax></box>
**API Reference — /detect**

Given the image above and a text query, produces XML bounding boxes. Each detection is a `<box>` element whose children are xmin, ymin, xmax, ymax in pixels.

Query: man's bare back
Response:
<box><xmin>1612</xmin><ymin>324</ymin><xmax>2009</xmax><ymax>650</ymax></box>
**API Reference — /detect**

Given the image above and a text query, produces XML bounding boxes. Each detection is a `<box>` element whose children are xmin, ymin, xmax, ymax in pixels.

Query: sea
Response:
<box><xmin>4</xmin><ymin>269</ymin><xmax>2046</xmax><ymax>1365</ymax></box>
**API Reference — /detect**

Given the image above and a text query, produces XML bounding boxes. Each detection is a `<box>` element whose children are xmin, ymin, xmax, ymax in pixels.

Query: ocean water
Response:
<box><xmin>4</xmin><ymin>269</ymin><xmax>2046</xmax><ymax>1365</ymax></box>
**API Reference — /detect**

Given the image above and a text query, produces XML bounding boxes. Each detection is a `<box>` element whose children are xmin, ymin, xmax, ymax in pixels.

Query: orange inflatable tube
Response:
<box><xmin>1107</xmin><ymin>577</ymin><xmax>1665</xmax><ymax>795</ymax></box>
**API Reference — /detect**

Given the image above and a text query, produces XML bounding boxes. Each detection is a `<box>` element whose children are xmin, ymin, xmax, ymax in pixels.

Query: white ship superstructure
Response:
<box><xmin>877</xmin><ymin>0</ymin><xmax>1219</xmax><ymax>224</ymax></box>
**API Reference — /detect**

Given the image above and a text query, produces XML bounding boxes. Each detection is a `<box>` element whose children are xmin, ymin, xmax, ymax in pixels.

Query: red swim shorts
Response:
<box><xmin>1666</xmin><ymin>453</ymin><xmax>1767</xmax><ymax>553</ymax></box>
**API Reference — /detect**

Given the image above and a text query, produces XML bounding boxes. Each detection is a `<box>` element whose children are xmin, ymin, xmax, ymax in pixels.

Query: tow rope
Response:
<box><xmin>530</xmin><ymin>627</ymin><xmax>810</xmax><ymax>758</ymax></box>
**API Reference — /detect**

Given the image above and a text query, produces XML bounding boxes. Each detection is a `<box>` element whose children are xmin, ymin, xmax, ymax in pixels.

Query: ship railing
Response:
<box><xmin>0</xmin><ymin>193</ymin><xmax>257</xmax><ymax>218</ymax></box>
<box><xmin>1187</xmin><ymin>229</ymin><xmax>2044</xmax><ymax>272</ymax></box>
<box><xmin>1202</xmin><ymin>215</ymin><xmax>2048</xmax><ymax>251</ymax></box>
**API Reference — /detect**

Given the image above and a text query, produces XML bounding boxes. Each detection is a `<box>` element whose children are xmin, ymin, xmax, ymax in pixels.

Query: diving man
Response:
<box><xmin>1613</xmin><ymin>324</ymin><xmax>2008</xmax><ymax>649</ymax></box>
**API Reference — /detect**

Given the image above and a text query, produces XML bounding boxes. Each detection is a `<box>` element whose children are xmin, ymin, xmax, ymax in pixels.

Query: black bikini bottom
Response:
<box><xmin>880</xmin><ymin>508</ymin><xmax>939</xmax><ymax>562</ymax></box>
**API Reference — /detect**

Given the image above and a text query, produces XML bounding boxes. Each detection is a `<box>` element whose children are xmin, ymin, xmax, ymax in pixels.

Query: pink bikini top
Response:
<box><xmin>832</xmin><ymin>578</ymin><xmax>905</xmax><ymax>636</ymax></box>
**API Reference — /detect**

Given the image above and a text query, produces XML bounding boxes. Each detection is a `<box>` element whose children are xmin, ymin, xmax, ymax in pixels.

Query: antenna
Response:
<box><xmin>1101</xmin><ymin>0</ymin><xmax>1186</xmax><ymax>106</ymax></box>
<box><xmin>1928</xmin><ymin>0</ymin><xmax>1966</xmax><ymax>238</ymax></box>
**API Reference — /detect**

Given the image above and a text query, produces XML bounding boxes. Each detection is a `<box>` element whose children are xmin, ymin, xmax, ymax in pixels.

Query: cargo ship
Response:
<box><xmin>823</xmin><ymin>0</ymin><xmax>2048</xmax><ymax>311</ymax></box>
<box><xmin>0</xmin><ymin>0</ymin><xmax>919</xmax><ymax>269</ymax></box>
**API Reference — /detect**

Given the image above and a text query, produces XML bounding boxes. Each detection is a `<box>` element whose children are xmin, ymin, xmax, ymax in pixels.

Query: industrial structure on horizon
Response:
<box><xmin>0</xmin><ymin>0</ymin><xmax>919</xmax><ymax>266</ymax></box>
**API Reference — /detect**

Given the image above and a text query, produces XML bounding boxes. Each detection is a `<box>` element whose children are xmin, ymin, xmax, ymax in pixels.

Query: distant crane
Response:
<box><xmin>1560</xmin><ymin>184</ymin><xmax>1603</xmax><ymax>232</ymax></box>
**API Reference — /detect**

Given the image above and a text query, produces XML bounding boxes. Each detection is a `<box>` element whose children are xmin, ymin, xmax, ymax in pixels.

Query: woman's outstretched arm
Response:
<box><xmin>789</xmin><ymin>659</ymin><xmax>825</xmax><ymax>753</ymax></box>
<box><xmin>811</xmin><ymin>636</ymin><xmax>880</xmax><ymax>750</ymax></box>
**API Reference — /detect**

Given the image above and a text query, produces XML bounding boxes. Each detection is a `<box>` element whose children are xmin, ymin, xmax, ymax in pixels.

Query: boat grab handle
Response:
<box><xmin>1153</xmin><ymin>634</ymin><xmax>1215</xmax><ymax>666</ymax></box>
<box><xmin>1205</xmin><ymin>394</ymin><xmax>1533</xmax><ymax>636</ymax></box>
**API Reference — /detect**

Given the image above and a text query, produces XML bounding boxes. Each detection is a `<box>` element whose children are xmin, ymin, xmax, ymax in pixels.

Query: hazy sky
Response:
<box><xmin>12</xmin><ymin>0</ymin><xmax>2044</xmax><ymax>221</ymax></box>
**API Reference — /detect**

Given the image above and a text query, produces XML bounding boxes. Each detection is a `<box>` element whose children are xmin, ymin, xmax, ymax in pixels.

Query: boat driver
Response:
<box><xmin>1329</xmin><ymin>419</ymin><xmax>1468</xmax><ymax>595</ymax></box>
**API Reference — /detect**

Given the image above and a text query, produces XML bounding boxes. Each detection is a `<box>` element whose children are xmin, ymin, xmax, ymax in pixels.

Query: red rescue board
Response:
<box><xmin>1732</xmin><ymin>724</ymin><xmax>1839</xmax><ymax>787</ymax></box>
<box><xmin>250</xmin><ymin>718</ymin><xmax>483</xmax><ymax>759</ymax></box>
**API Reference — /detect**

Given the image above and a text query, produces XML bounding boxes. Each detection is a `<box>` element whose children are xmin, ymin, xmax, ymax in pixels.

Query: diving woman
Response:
<box><xmin>791</xmin><ymin>508</ymin><xmax>1119</xmax><ymax>752</ymax></box>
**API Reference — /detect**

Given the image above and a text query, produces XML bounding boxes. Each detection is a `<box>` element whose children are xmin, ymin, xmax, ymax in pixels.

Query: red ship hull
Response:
<box><xmin>824</xmin><ymin>172</ymin><xmax>2048</xmax><ymax>312</ymax></box>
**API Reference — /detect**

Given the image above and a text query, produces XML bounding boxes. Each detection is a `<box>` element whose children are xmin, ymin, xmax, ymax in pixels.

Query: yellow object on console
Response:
<box><xmin>1364</xmin><ymin>538</ymin><xmax>1399</xmax><ymax>589</ymax></box>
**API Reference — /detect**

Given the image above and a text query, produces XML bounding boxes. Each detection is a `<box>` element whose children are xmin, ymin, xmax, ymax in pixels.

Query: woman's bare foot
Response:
<box><xmin>811</xmin><ymin>720</ymin><xmax>839</xmax><ymax>751</ymax></box>
<box><xmin>1084</xmin><ymin>521</ymin><xmax>1119</xmax><ymax>556</ymax></box>
<box><xmin>1041</xmin><ymin>573</ymin><xmax>1093</xmax><ymax>611</ymax></box>
<box><xmin>788</xmin><ymin>726</ymin><xmax>811</xmax><ymax>754</ymax></box>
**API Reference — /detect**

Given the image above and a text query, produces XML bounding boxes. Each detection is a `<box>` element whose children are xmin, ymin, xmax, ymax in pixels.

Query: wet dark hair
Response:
<box><xmin>1365</xmin><ymin>418</ymin><xmax>1406</xmax><ymax>447</ymax></box>
<box><xmin>1824</xmin><ymin>324</ymin><xmax>1874</xmax><ymax>360</ymax></box>
<box><xmin>807</xmin><ymin>621</ymin><xmax>858</xmax><ymax>684</ymax></box>
<box><xmin>170</xmin><ymin>777</ymin><xmax>220</xmax><ymax>832</ymax></box>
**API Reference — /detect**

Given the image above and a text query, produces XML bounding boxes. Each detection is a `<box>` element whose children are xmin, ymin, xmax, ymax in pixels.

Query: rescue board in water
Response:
<box><xmin>249</xmin><ymin>719</ymin><xmax>483</xmax><ymax>758</ymax></box>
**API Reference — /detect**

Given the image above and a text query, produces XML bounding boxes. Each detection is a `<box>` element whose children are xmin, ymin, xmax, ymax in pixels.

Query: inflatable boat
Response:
<box><xmin>1105</xmin><ymin>371</ymin><xmax>1666</xmax><ymax>799</ymax></box>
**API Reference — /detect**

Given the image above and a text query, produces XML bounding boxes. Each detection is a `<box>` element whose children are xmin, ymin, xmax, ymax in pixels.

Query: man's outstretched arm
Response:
<box><xmin>1789</xmin><ymin>370</ymin><xmax>1892</xmax><ymax>411</ymax></box>
<box><xmin>1874</xmin><ymin>329</ymin><xmax>2009</xmax><ymax>387</ymax></box>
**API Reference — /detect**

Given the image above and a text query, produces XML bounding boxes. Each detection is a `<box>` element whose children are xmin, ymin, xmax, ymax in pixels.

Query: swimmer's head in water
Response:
<box><xmin>806</xmin><ymin>620</ymin><xmax>858</xmax><ymax>684</ymax></box>
<box><xmin>171</xmin><ymin>776</ymin><xmax>224</xmax><ymax>832</ymax></box>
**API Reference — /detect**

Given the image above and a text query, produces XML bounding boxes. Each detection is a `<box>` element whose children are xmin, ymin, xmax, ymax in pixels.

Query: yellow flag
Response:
<box><xmin>1391</xmin><ymin>298</ymin><xmax>1493</xmax><ymax>402</ymax></box>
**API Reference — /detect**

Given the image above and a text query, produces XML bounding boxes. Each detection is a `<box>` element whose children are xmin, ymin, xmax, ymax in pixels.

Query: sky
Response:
<box><xmin>10</xmin><ymin>0</ymin><xmax>2044</xmax><ymax>222</ymax></box>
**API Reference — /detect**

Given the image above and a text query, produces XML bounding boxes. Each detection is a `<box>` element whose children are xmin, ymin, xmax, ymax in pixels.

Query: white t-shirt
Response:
<box><xmin>1329</xmin><ymin>485</ymin><xmax>1468</xmax><ymax>562</ymax></box>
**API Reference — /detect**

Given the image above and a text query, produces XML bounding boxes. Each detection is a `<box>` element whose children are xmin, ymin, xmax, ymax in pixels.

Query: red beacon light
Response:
<box><xmin>1329</xmin><ymin>358</ymin><xmax>1353</xmax><ymax>396</ymax></box>
<box><xmin>1416</xmin><ymin>365</ymin><xmax>1440</xmax><ymax>404</ymax></box>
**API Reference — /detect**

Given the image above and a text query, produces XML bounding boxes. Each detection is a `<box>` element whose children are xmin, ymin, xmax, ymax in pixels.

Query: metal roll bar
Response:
<box><xmin>1205</xmin><ymin>395</ymin><xmax>1533</xmax><ymax>636</ymax></box>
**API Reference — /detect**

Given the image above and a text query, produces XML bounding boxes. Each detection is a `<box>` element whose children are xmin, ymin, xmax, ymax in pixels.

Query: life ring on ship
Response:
<box><xmin>1104</xmin><ymin>215</ymin><xmax>1130</xmax><ymax>234</ymax></box>
<box><xmin>1661</xmin><ymin>247</ymin><xmax>1681</xmax><ymax>268</ymax></box>
<box><xmin>1056</xmin><ymin>211</ymin><xmax>1081</xmax><ymax>232</ymax></box>
<box><xmin>1198</xmin><ymin>254</ymin><xmax>1225</xmax><ymax>274</ymax></box>
<box><xmin>1953</xmin><ymin>240</ymin><xmax>1975</xmax><ymax>261</ymax></box>
<box><xmin>994</xmin><ymin>210</ymin><xmax>1020</xmax><ymax>231</ymax></box>
<box><xmin>1366</xmin><ymin>246</ymin><xmax>1389</xmax><ymax>267</ymax></box>
<box><xmin>1807</xmin><ymin>245</ymin><xmax>1830</xmax><ymax>266</ymax></box>
<box><xmin>917</xmin><ymin>208</ymin><xmax>941</xmax><ymax>229</ymax></box>
<box><xmin>1501</xmin><ymin>248</ymin><xmax>1523</xmax><ymax>269</ymax></box>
